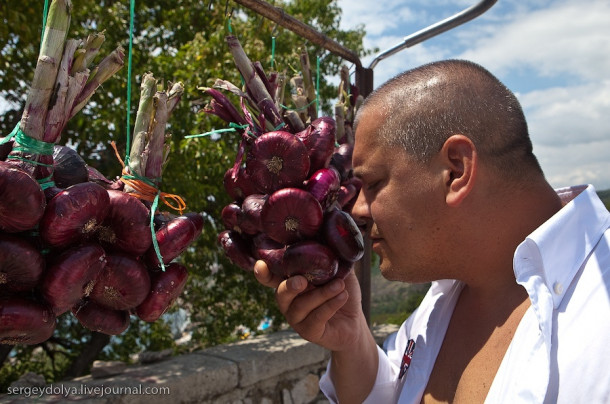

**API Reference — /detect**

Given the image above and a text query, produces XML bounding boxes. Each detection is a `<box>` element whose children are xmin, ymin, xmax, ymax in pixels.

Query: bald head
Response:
<box><xmin>355</xmin><ymin>60</ymin><xmax>542</xmax><ymax>179</ymax></box>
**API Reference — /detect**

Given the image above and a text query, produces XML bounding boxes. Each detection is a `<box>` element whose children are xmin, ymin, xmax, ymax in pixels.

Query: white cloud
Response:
<box><xmin>336</xmin><ymin>0</ymin><xmax>610</xmax><ymax>190</ymax></box>
<box><xmin>458</xmin><ymin>0</ymin><xmax>610</xmax><ymax>81</ymax></box>
<box><xmin>521</xmin><ymin>81</ymin><xmax>610</xmax><ymax>146</ymax></box>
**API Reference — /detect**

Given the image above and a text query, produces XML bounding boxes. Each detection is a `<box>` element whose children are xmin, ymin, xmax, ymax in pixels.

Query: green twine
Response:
<box><xmin>315</xmin><ymin>56</ymin><xmax>320</xmax><ymax>115</ymax></box>
<box><xmin>4</xmin><ymin>125</ymin><xmax>54</xmax><ymax>156</ymax></box>
<box><xmin>185</xmin><ymin>127</ymin><xmax>238</xmax><ymax>139</ymax></box>
<box><xmin>2</xmin><ymin>125</ymin><xmax>56</xmax><ymax>188</ymax></box>
<box><xmin>40</xmin><ymin>0</ymin><xmax>50</xmax><ymax>46</ymax></box>
<box><xmin>270</xmin><ymin>36</ymin><xmax>276</xmax><ymax>69</ymax></box>
<box><xmin>125</xmin><ymin>0</ymin><xmax>135</xmax><ymax>167</ymax></box>
<box><xmin>184</xmin><ymin>123</ymin><xmax>251</xmax><ymax>139</ymax></box>
<box><xmin>122</xmin><ymin>0</ymin><xmax>165</xmax><ymax>271</ymax></box>
<box><xmin>227</xmin><ymin>17</ymin><xmax>233</xmax><ymax>34</ymax></box>
<box><xmin>150</xmin><ymin>192</ymin><xmax>166</xmax><ymax>272</ymax></box>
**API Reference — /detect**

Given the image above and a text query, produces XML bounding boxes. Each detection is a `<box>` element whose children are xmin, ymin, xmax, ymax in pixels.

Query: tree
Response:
<box><xmin>0</xmin><ymin>0</ymin><xmax>371</xmax><ymax>389</ymax></box>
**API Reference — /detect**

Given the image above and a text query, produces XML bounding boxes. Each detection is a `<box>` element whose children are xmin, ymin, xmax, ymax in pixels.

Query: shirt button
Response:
<box><xmin>553</xmin><ymin>282</ymin><xmax>563</xmax><ymax>295</ymax></box>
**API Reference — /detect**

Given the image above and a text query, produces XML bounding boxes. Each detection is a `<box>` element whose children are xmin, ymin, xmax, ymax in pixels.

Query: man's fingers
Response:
<box><xmin>253</xmin><ymin>260</ymin><xmax>283</xmax><ymax>288</ymax></box>
<box><xmin>279</xmin><ymin>278</ymin><xmax>347</xmax><ymax>324</ymax></box>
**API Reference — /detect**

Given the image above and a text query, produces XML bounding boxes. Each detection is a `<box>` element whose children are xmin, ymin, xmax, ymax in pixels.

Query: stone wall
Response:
<box><xmin>1</xmin><ymin>324</ymin><xmax>399</xmax><ymax>404</ymax></box>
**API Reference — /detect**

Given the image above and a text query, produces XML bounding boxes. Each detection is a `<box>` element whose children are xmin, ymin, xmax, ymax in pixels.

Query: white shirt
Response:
<box><xmin>320</xmin><ymin>184</ymin><xmax>610</xmax><ymax>403</ymax></box>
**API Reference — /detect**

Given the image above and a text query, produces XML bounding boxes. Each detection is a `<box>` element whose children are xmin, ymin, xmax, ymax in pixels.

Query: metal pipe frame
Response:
<box><xmin>231</xmin><ymin>0</ymin><xmax>362</xmax><ymax>68</ymax></box>
<box><xmin>368</xmin><ymin>0</ymin><xmax>498</xmax><ymax>70</ymax></box>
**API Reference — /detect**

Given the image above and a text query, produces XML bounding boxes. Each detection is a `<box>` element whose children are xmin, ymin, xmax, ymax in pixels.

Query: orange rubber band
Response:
<box><xmin>110</xmin><ymin>141</ymin><xmax>186</xmax><ymax>214</ymax></box>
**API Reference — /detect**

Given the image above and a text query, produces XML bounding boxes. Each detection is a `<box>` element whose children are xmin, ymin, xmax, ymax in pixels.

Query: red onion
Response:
<box><xmin>322</xmin><ymin>207</ymin><xmax>364</xmax><ymax>262</ymax></box>
<box><xmin>0</xmin><ymin>234</ymin><xmax>44</xmax><ymax>292</ymax></box>
<box><xmin>72</xmin><ymin>300</ymin><xmax>130</xmax><ymax>335</ymax></box>
<box><xmin>335</xmin><ymin>260</ymin><xmax>353</xmax><ymax>280</ymax></box>
<box><xmin>252</xmin><ymin>233</ymin><xmax>286</xmax><ymax>277</ymax></box>
<box><xmin>261</xmin><ymin>188</ymin><xmax>323</xmax><ymax>244</ymax></box>
<box><xmin>283</xmin><ymin>240</ymin><xmax>338</xmax><ymax>285</ymax></box>
<box><xmin>40</xmin><ymin>182</ymin><xmax>110</xmax><ymax>248</ymax></box>
<box><xmin>304</xmin><ymin>167</ymin><xmax>341</xmax><ymax>210</ymax></box>
<box><xmin>87</xmin><ymin>165</ymin><xmax>124</xmax><ymax>191</ymax></box>
<box><xmin>97</xmin><ymin>190</ymin><xmax>152</xmax><ymax>255</ymax></box>
<box><xmin>296</xmin><ymin>117</ymin><xmax>336</xmax><ymax>175</ymax></box>
<box><xmin>136</xmin><ymin>263</ymin><xmax>188</xmax><ymax>322</ymax></box>
<box><xmin>221</xmin><ymin>203</ymin><xmax>244</xmax><ymax>233</ymax></box>
<box><xmin>0</xmin><ymin>161</ymin><xmax>46</xmax><ymax>233</ymax></box>
<box><xmin>246</xmin><ymin>131</ymin><xmax>310</xmax><ymax>194</ymax></box>
<box><xmin>329</xmin><ymin>143</ymin><xmax>354</xmax><ymax>182</ymax></box>
<box><xmin>145</xmin><ymin>212</ymin><xmax>204</xmax><ymax>268</ymax></box>
<box><xmin>0</xmin><ymin>297</ymin><xmax>56</xmax><ymax>345</ymax></box>
<box><xmin>52</xmin><ymin>145</ymin><xmax>88</xmax><ymax>188</ymax></box>
<box><xmin>218</xmin><ymin>230</ymin><xmax>256</xmax><ymax>272</ymax></box>
<box><xmin>0</xmin><ymin>140</ymin><xmax>13</xmax><ymax>161</ymax></box>
<box><xmin>240</xmin><ymin>193</ymin><xmax>267</xmax><ymax>235</ymax></box>
<box><xmin>341</xmin><ymin>177</ymin><xmax>362</xmax><ymax>213</ymax></box>
<box><xmin>41</xmin><ymin>243</ymin><xmax>107</xmax><ymax>315</ymax></box>
<box><xmin>223</xmin><ymin>166</ymin><xmax>257</xmax><ymax>202</ymax></box>
<box><xmin>89</xmin><ymin>253</ymin><xmax>151</xmax><ymax>310</ymax></box>
<box><xmin>337</xmin><ymin>183</ymin><xmax>358</xmax><ymax>209</ymax></box>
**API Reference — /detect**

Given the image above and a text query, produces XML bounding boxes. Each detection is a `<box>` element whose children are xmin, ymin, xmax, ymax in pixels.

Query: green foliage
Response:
<box><xmin>0</xmin><ymin>0</ymin><xmax>370</xmax><ymax>387</ymax></box>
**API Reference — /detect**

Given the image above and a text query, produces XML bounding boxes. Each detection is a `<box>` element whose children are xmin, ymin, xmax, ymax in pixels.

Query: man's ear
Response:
<box><xmin>440</xmin><ymin>134</ymin><xmax>477</xmax><ymax>207</ymax></box>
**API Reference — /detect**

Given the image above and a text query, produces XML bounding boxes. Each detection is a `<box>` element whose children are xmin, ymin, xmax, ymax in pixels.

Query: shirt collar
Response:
<box><xmin>514</xmin><ymin>184</ymin><xmax>610</xmax><ymax>308</ymax></box>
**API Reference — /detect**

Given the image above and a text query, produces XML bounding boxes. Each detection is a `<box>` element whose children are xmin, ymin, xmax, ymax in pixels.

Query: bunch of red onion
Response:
<box><xmin>0</xmin><ymin>71</ymin><xmax>202</xmax><ymax>345</ymax></box>
<box><xmin>218</xmin><ymin>117</ymin><xmax>363</xmax><ymax>285</ymax></box>
<box><xmin>0</xmin><ymin>147</ymin><xmax>203</xmax><ymax>344</ymax></box>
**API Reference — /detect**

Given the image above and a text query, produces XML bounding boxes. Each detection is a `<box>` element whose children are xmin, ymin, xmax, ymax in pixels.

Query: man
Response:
<box><xmin>254</xmin><ymin>60</ymin><xmax>610</xmax><ymax>403</ymax></box>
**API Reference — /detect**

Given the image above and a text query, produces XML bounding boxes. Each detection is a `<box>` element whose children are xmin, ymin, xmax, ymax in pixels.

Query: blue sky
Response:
<box><xmin>337</xmin><ymin>0</ymin><xmax>610</xmax><ymax>190</ymax></box>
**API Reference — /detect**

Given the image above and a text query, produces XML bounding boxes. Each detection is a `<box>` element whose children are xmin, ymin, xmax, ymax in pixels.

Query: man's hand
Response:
<box><xmin>253</xmin><ymin>260</ymin><xmax>366</xmax><ymax>352</ymax></box>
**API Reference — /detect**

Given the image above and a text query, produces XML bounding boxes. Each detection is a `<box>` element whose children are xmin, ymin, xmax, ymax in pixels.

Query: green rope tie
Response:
<box><xmin>185</xmin><ymin>123</ymin><xmax>251</xmax><ymax>139</ymax></box>
<box><xmin>41</xmin><ymin>0</ymin><xmax>50</xmax><ymax>46</ymax></box>
<box><xmin>270</xmin><ymin>36</ymin><xmax>276</xmax><ymax>69</ymax></box>
<box><xmin>150</xmin><ymin>192</ymin><xmax>165</xmax><ymax>272</ymax></box>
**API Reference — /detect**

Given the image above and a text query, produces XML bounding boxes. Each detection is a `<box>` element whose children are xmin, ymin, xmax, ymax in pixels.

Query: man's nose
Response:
<box><xmin>349</xmin><ymin>188</ymin><xmax>370</xmax><ymax>230</ymax></box>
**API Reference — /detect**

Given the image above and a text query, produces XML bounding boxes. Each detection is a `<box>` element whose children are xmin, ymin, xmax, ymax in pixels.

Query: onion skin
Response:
<box><xmin>52</xmin><ymin>145</ymin><xmax>88</xmax><ymax>188</ymax></box>
<box><xmin>335</xmin><ymin>260</ymin><xmax>353</xmax><ymax>280</ymax></box>
<box><xmin>283</xmin><ymin>241</ymin><xmax>338</xmax><ymax>285</ymax></box>
<box><xmin>145</xmin><ymin>212</ymin><xmax>205</xmax><ymax>268</ymax></box>
<box><xmin>261</xmin><ymin>188</ymin><xmax>323</xmax><ymax>244</ymax></box>
<box><xmin>0</xmin><ymin>161</ymin><xmax>46</xmax><ymax>233</ymax></box>
<box><xmin>304</xmin><ymin>167</ymin><xmax>341</xmax><ymax>210</ymax></box>
<box><xmin>0</xmin><ymin>297</ymin><xmax>56</xmax><ymax>345</ymax></box>
<box><xmin>136</xmin><ymin>263</ymin><xmax>188</xmax><ymax>322</ymax></box>
<box><xmin>89</xmin><ymin>253</ymin><xmax>151</xmax><ymax>310</ymax></box>
<box><xmin>0</xmin><ymin>141</ymin><xmax>13</xmax><ymax>161</ymax></box>
<box><xmin>0</xmin><ymin>234</ymin><xmax>44</xmax><ymax>292</ymax></box>
<box><xmin>322</xmin><ymin>207</ymin><xmax>365</xmax><ymax>262</ymax></box>
<box><xmin>221</xmin><ymin>203</ymin><xmax>245</xmax><ymax>233</ymax></box>
<box><xmin>72</xmin><ymin>300</ymin><xmax>130</xmax><ymax>336</ymax></box>
<box><xmin>40</xmin><ymin>182</ymin><xmax>110</xmax><ymax>248</ymax></box>
<box><xmin>97</xmin><ymin>190</ymin><xmax>152</xmax><ymax>255</ymax></box>
<box><xmin>218</xmin><ymin>230</ymin><xmax>256</xmax><ymax>272</ymax></box>
<box><xmin>246</xmin><ymin>131</ymin><xmax>310</xmax><ymax>194</ymax></box>
<box><xmin>87</xmin><ymin>165</ymin><xmax>124</xmax><ymax>191</ymax></box>
<box><xmin>329</xmin><ymin>143</ymin><xmax>354</xmax><ymax>182</ymax></box>
<box><xmin>296</xmin><ymin>117</ymin><xmax>336</xmax><ymax>175</ymax></box>
<box><xmin>252</xmin><ymin>233</ymin><xmax>286</xmax><ymax>277</ymax></box>
<box><xmin>240</xmin><ymin>194</ymin><xmax>267</xmax><ymax>235</ymax></box>
<box><xmin>41</xmin><ymin>243</ymin><xmax>107</xmax><ymax>315</ymax></box>
<box><xmin>223</xmin><ymin>167</ymin><xmax>257</xmax><ymax>202</ymax></box>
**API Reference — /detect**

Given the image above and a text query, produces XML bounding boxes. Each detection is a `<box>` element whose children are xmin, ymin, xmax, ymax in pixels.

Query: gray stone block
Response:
<box><xmin>205</xmin><ymin>330</ymin><xmax>327</xmax><ymax>387</ymax></box>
